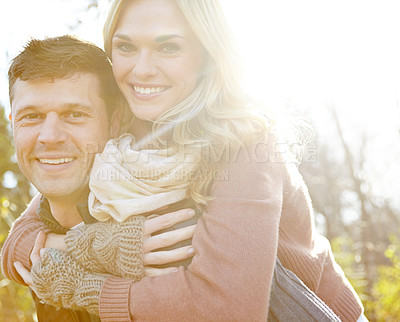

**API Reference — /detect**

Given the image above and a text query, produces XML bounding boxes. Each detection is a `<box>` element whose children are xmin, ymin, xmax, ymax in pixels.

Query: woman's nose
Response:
<box><xmin>131</xmin><ymin>50</ymin><xmax>158</xmax><ymax>80</ymax></box>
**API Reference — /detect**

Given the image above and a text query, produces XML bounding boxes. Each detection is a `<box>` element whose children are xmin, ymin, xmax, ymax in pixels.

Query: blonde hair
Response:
<box><xmin>104</xmin><ymin>0</ymin><xmax>270</xmax><ymax>206</ymax></box>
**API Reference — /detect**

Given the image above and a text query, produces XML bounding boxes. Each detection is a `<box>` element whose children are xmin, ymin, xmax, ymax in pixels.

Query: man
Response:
<box><xmin>6</xmin><ymin>35</ymin><xmax>119</xmax><ymax>322</ymax></box>
<box><xmin>2</xmin><ymin>35</ymin><xmax>195</xmax><ymax>321</ymax></box>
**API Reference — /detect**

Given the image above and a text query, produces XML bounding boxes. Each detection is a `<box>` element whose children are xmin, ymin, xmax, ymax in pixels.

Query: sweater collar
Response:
<box><xmin>37</xmin><ymin>193</ymin><xmax>97</xmax><ymax>234</ymax></box>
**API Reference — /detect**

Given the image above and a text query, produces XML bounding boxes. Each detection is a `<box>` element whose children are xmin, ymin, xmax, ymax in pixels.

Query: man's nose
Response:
<box><xmin>131</xmin><ymin>50</ymin><xmax>158</xmax><ymax>80</ymax></box>
<box><xmin>38</xmin><ymin>113</ymin><xmax>67</xmax><ymax>145</ymax></box>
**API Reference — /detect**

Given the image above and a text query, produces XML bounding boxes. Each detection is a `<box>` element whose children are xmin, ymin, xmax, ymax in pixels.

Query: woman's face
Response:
<box><xmin>111</xmin><ymin>0</ymin><xmax>205</xmax><ymax>121</ymax></box>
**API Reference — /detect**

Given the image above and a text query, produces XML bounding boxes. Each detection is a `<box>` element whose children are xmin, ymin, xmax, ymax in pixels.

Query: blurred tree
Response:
<box><xmin>0</xmin><ymin>104</ymin><xmax>35</xmax><ymax>321</ymax></box>
<box><xmin>300</xmin><ymin>107</ymin><xmax>400</xmax><ymax>321</ymax></box>
<box><xmin>369</xmin><ymin>234</ymin><xmax>400</xmax><ymax>321</ymax></box>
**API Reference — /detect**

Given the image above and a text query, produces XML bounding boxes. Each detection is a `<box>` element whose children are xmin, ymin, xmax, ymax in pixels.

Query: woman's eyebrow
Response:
<box><xmin>155</xmin><ymin>34</ymin><xmax>184</xmax><ymax>42</ymax></box>
<box><xmin>113</xmin><ymin>33</ymin><xmax>131</xmax><ymax>41</ymax></box>
<box><xmin>113</xmin><ymin>33</ymin><xmax>184</xmax><ymax>43</ymax></box>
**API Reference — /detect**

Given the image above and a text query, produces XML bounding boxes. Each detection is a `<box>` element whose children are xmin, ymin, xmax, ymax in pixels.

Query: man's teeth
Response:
<box><xmin>133</xmin><ymin>86</ymin><xmax>167</xmax><ymax>95</ymax></box>
<box><xmin>39</xmin><ymin>158</ymin><xmax>74</xmax><ymax>165</ymax></box>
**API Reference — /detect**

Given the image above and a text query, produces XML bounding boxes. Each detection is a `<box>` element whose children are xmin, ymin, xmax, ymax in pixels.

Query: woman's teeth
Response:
<box><xmin>133</xmin><ymin>86</ymin><xmax>167</xmax><ymax>95</ymax></box>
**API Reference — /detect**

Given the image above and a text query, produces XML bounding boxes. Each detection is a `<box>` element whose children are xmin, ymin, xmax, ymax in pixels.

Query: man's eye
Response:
<box><xmin>65</xmin><ymin>111</ymin><xmax>87</xmax><ymax>120</ymax></box>
<box><xmin>22</xmin><ymin>113</ymin><xmax>42</xmax><ymax>120</ymax></box>
<box><xmin>160</xmin><ymin>43</ymin><xmax>180</xmax><ymax>55</ymax></box>
<box><xmin>70</xmin><ymin>112</ymin><xmax>84</xmax><ymax>118</ymax></box>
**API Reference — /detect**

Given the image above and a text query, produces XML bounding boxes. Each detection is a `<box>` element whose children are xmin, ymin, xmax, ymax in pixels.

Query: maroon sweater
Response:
<box><xmin>1</xmin><ymin>136</ymin><xmax>363</xmax><ymax>321</ymax></box>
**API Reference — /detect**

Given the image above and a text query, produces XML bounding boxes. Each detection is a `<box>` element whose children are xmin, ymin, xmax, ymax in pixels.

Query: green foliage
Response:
<box><xmin>331</xmin><ymin>236</ymin><xmax>367</xmax><ymax>299</ymax></box>
<box><xmin>0</xmin><ymin>278</ymin><xmax>36</xmax><ymax>322</ymax></box>
<box><xmin>331</xmin><ymin>234</ymin><xmax>400</xmax><ymax>321</ymax></box>
<box><xmin>368</xmin><ymin>235</ymin><xmax>400</xmax><ymax>321</ymax></box>
<box><xmin>0</xmin><ymin>105</ymin><xmax>36</xmax><ymax>321</ymax></box>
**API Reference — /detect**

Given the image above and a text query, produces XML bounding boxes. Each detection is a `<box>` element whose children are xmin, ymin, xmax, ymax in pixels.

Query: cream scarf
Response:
<box><xmin>88</xmin><ymin>134</ymin><xmax>195</xmax><ymax>222</ymax></box>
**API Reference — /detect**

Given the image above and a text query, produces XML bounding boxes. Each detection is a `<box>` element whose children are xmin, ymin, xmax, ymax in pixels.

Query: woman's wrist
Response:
<box><xmin>44</xmin><ymin>233</ymin><xmax>67</xmax><ymax>252</ymax></box>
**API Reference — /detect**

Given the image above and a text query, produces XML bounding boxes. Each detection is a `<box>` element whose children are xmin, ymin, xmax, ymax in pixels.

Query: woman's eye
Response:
<box><xmin>160</xmin><ymin>43</ymin><xmax>180</xmax><ymax>54</ymax></box>
<box><xmin>116</xmin><ymin>42</ymin><xmax>136</xmax><ymax>53</ymax></box>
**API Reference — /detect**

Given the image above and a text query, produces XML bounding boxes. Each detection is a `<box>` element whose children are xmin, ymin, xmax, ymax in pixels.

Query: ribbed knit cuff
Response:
<box><xmin>15</xmin><ymin>226</ymin><xmax>51</xmax><ymax>267</ymax></box>
<box><xmin>330</xmin><ymin>285</ymin><xmax>363</xmax><ymax>322</ymax></box>
<box><xmin>13</xmin><ymin>235</ymin><xmax>36</xmax><ymax>270</ymax></box>
<box><xmin>12</xmin><ymin>227</ymin><xmax>51</xmax><ymax>285</ymax></box>
<box><xmin>278</xmin><ymin>245</ymin><xmax>323</xmax><ymax>291</ymax></box>
<box><xmin>99</xmin><ymin>277</ymin><xmax>132</xmax><ymax>321</ymax></box>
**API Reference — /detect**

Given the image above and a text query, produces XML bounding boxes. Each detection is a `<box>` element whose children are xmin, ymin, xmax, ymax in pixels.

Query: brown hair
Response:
<box><xmin>8</xmin><ymin>35</ymin><xmax>122</xmax><ymax>117</ymax></box>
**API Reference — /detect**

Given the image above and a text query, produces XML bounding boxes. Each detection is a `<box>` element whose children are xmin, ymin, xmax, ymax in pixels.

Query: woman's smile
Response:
<box><xmin>129</xmin><ymin>83</ymin><xmax>171</xmax><ymax>101</ymax></box>
<box><xmin>131</xmin><ymin>84</ymin><xmax>170</xmax><ymax>96</ymax></box>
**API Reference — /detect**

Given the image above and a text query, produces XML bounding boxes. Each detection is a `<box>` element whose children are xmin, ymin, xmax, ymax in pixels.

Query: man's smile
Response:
<box><xmin>38</xmin><ymin>157</ymin><xmax>75</xmax><ymax>165</ymax></box>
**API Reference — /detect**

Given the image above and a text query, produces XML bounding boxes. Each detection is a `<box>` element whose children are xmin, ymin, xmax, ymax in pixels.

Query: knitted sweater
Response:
<box><xmin>1</xmin><ymin>135</ymin><xmax>363</xmax><ymax>321</ymax></box>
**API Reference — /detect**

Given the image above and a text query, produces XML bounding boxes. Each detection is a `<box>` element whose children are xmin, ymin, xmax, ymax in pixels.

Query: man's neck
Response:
<box><xmin>47</xmin><ymin>196</ymin><xmax>84</xmax><ymax>229</ymax></box>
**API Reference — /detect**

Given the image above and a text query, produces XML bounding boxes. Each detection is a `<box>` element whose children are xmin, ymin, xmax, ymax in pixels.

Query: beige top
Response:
<box><xmin>88</xmin><ymin>133</ymin><xmax>195</xmax><ymax>222</ymax></box>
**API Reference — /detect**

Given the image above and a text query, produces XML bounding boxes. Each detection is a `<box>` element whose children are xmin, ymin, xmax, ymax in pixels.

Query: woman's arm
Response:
<box><xmin>1</xmin><ymin>194</ymin><xmax>46</xmax><ymax>285</ymax></box>
<box><xmin>63</xmin><ymin>210</ymin><xmax>196</xmax><ymax>278</ymax></box>
<box><xmin>276</xmin><ymin>162</ymin><xmax>363</xmax><ymax>321</ymax></box>
<box><xmin>99</xmin><ymin>139</ymin><xmax>284</xmax><ymax>321</ymax></box>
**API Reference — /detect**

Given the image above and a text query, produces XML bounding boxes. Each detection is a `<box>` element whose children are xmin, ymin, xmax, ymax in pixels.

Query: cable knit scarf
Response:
<box><xmin>88</xmin><ymin>133</ymin><xmax>195</xmax><ymax>222</ymax></box>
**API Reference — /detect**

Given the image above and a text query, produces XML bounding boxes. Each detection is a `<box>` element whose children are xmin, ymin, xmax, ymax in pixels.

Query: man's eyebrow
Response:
<box><xmin>14</xmin><ymin>105</ymin><xmax>38</xmax><ymax>116</ymax></box>
<box><xmin>14</xmin><ymin>103</ymin><xmax>93</xmax><ymax>116</ymax></box>
<box><xmin>62</xmin><ymin>103</ymin><xmax>92</xmax><ymax>109</ymax></box>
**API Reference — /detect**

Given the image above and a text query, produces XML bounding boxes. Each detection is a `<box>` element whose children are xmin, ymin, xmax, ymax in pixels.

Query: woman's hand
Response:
<box><xmin>45</xmin><ymin>208</ymin><xmax>196</xmax><ymax>268</ymax></box>
<box><xmin>14</xmin><ymin>208</ymin><xmax>196</xmax><ymax>293</ymax></box>
<box><xmin>39</xmin><ymin>208</ymin><xmax>197</xmax><ymax>279</ymax></box>
<box><xmin>16</xmin><ymin>232</ymin><xmax>107</xmax><ymax>315</ymax></box>
<box><xmin>143</xmin><ymin>209</ymin><xmax>196</xmax><ymax>272</ymax></box>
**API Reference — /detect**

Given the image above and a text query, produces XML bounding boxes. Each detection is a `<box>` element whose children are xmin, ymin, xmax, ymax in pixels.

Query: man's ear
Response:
<box><xmin>109</xmin><ymin>107</ymin><xmax>122</xmax><ymax>138</ymax></box>
<box><xmin>8</xmin><ymin>113</ymin><xmax>12</xmax><ymax>122</ymax></box>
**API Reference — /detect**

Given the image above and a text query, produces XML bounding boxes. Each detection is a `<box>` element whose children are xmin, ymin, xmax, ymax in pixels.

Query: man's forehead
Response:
<box><xmin>13</xmin><ymin>72</ymin><xmax>100</xmax><ymax>88</ymax></box>
<box><xmin>12</xmin><ymin>74</ymin><xmax>103</xmax><ymax>110</ymax></box>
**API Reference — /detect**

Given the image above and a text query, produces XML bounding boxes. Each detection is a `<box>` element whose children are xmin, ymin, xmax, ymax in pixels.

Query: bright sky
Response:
<box><xmin>0</xmin><ymin>0</ymin><xmax>399</xmax><ymax>202</ymax></box>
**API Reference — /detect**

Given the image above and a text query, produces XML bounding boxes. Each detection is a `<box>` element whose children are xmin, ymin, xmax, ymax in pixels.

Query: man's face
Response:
<box><xmin>11</xmin><ymin>73</ymin><xmax>111</xmax><ymax>204</ymax></box>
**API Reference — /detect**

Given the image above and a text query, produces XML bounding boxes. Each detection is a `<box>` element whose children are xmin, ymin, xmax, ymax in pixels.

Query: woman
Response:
<box><xmin>5</xmin><ymin>0</ymin><xmax>364</xmax><ymax>320</ymax></box>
